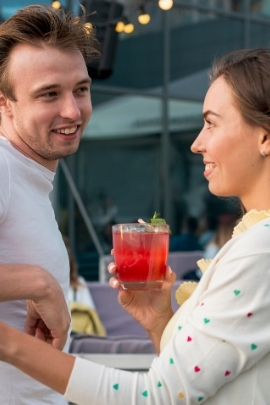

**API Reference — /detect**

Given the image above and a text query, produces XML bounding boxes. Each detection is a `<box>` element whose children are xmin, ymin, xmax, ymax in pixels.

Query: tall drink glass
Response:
<box><xmin>112</xmin><ymin>223</ymin><xmax>170</xmax><ymax>290</ymax></box>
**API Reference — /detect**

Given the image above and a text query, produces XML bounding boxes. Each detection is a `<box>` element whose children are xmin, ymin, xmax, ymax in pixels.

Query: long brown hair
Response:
<box><xmin>62</xmin><ymin>236</ymin><xmax>81</xmax><ymax>289</ymax></box>
<box><xmin>210</xmin><ymin>49</ymin><xmax>270</xmax><ymax>133</ymax></box>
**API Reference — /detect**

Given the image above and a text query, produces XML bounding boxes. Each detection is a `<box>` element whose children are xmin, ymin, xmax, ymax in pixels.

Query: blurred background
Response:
<box><xmin>2</xmin><ymin>0</ymin><xmax>270</xmax><ymax>280</ymax></box>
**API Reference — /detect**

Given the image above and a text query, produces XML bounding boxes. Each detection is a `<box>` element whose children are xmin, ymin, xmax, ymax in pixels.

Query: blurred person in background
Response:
<box><xmin>169</xmin><ymin>215</ymin><xmax>202</xmax><ymax>252</ymax></box>
<box><xmin>198</xmin><ymin>213</ymin><xmax>219</xmax><ymax>249</ymax></box>
<box><xmin>64</xmin><ymin>236</ymin><xmax>96</xmax><ymax>310</ymax></box>
<box><xmin>203</xmin><ymin>214</ymin><xmax>238</xmax><ymax>259</ymax></box>
<box><xmin>63</xmin><ymin>236</ymin><xmax>106</xmax><ymax>336</ymax></box>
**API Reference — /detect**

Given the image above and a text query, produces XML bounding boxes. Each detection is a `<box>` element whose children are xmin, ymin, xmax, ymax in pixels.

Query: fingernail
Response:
<box><xmin>112</xmin><ymin>279</ymin><xmax>119</xmax><ymax>287</ymax></box>
<box><xmin>168</xmin><ymin>266</ymin><xmax>172</xmax><ymax>274</ymax></box>
<box><xmin>108</xmin><ymin>263</ymin><xmax>115</xmax><ymax>272</ymax></box>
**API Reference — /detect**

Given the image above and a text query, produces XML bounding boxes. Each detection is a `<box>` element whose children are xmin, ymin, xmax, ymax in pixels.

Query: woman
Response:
<box><xmin>1</xmin><ymin>48</ymin><xmax>270</xmax><ymax>404</ymax></box>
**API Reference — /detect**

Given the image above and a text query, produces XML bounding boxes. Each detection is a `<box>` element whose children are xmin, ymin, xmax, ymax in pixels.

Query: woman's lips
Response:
<box><xmin>204</xmin><ymin>162</ymin><xmax>216</xmax><ymax>177</ymax></box>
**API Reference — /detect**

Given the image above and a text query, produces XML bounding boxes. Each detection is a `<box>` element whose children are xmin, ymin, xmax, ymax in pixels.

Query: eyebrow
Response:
<box><xmin>32</xmin><ymin>77</ymin><xmax>92</xmax><ymax>95</ymax></box>
<box><xmin>203</xmin><ymin>110</ymin><xmax>221</xmax><ymax>119</ymax></box>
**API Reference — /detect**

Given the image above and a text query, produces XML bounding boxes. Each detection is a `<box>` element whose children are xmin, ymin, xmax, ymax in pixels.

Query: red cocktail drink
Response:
<box><xmin>112</xmin><ymin>223</ymin><xmax>170</xmax><ymax>290</ymax></box>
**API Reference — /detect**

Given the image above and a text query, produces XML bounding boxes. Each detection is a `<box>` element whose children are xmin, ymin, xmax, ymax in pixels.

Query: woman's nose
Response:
<box><xmin>191</xmin><ymin>128</ymin><xmax>205</xmax><ymax>154</ymax></box>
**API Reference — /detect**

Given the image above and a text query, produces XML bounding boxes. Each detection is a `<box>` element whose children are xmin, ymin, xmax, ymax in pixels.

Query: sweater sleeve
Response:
<box><xmin>65</xmin><ymin>249</ymin><xmax>270</xmax><ymax>405</ymax></box>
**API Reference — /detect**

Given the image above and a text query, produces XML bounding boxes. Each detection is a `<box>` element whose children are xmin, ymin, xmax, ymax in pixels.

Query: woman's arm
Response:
<box><xmin>2</xmin><ymin>252</ymin><xmax>270</xmax><ymax>405</ymax></box>
<box><xmin>0</xmin><ymin>321</ymin><xmax>74</xmax><ymax>394</ymax></box>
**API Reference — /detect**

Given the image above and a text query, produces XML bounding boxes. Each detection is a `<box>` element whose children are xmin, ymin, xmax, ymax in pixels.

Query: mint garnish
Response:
<box><xmin>147</xmin><ymin>212</ymin><xmax>167</xmax><ymax>225</ymax></box>
<box><xmin>138</xmin><ymin>212</ymin><xmax>171</xmax><ymax>233</ymax></box>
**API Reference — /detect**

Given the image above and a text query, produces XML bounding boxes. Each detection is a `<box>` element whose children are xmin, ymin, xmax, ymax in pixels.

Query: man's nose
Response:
<box><xmin>60</xmin><ymin>95</ymin><xmax>81</xmax><ymax>120</ymax></box>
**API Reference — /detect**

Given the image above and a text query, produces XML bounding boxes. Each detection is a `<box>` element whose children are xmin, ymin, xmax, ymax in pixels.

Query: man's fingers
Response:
<box><xmin>24</xmin><ymin>310</ymin><xmax>38</xmax><ymax>336</ymax></box>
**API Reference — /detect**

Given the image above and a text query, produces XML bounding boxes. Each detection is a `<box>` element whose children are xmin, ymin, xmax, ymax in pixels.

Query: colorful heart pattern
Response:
<box><xmin>113</xmin><ymin>273</ymin><xmax>261</xmax><ymax>404</ymax></box>
<box><xmin>234</xmin><ymin>289</ymin><xmax>241</xmax><ymax>296</ymax></box>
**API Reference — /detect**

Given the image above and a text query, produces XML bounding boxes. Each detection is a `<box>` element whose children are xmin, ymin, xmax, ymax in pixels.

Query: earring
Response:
<box><xmin>261</xmin><ymin>151</ymin><xmax>268</xmax><ymax>157</ymax></box>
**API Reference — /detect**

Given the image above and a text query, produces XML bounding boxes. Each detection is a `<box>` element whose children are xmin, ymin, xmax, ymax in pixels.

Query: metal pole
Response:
<box><xmin>59</xmin><ymin>159</ymin><xmax>105</xmax><ymax>258</ymax></box>
<box><xmin>161</xmin><ymin>10</ymin><xmax>171</xmax><ymax>224</ymax></box>
<box><xmin>67</xmin><ymin>155</ymin><xmax>76</xmax><ymax>254</ymax></box>
<box><xmin>243</xmin><ymin>0</ymin><xmax>250</xmax><ymax>48</ymax></box>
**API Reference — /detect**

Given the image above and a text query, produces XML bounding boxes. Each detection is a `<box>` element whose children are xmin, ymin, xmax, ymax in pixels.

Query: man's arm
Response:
<box><xmin>0</xmin><ymin>264</ymin><xmax>70</xmax><ymax>349</ymax></box>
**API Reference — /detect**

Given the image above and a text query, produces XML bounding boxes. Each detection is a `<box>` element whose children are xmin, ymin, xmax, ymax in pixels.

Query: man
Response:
<box><xmin>0</xmin><ymin>4</ymin><xmax>99</xmax><ymax>404</ymax></box>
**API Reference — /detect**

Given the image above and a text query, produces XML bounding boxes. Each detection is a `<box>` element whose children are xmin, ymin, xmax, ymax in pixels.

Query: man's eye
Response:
<box><xmin>42</xmin><ymin>92</ymin><xmax>57</xmax><ymax>98</ymax></box>
<box><xmin>77</xmin><ymin>86</ymin><xmax>90</xmax><ymax>93</ymax></box>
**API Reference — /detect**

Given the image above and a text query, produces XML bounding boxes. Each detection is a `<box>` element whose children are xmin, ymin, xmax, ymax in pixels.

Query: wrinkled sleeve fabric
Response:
<box><xmin>65</xmin><ymin>231</ymin><xmax>270</xmax><ymax>405</ymax></box>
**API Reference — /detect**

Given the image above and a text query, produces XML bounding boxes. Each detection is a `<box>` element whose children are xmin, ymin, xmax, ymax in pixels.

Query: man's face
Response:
<box><xmin>0</xmin><ymin>43</ymin><xmax>92</xmax><ymax>170</ymax></box>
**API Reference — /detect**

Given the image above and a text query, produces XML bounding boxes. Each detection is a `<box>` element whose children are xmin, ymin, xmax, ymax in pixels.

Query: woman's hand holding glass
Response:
<box><xmin>108</xmin><ymin>250</ymin><xmax>176</xmax><ymax>352</ymax></box>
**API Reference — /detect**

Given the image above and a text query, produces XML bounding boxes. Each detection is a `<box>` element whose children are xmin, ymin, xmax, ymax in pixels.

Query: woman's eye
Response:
<box><xmin>206</xmin><ymin>120</ymin><xmax>214</xmax><ymax>129</ymax></box>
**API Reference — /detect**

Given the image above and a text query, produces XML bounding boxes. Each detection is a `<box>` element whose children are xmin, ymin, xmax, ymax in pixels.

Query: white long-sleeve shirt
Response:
<box><xmin>65</xmin><ymin>211</ymin><xmax>270</xmax><ymax>405</ymax></box>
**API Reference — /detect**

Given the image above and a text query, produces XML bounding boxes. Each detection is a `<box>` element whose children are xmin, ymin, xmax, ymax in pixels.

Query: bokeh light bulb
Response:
<box><xmin>124</xmin><ymin>23</ymin><xmax>134</xmax><ymax>34</ymax></box>
<box><xmin>138</xmin><ymin>13</ymin><xmax>150</xmax><ymax>24</ymax></box>
<box><xmin>115</xmin><ymin>21</ymin><xmax>125</xmax><ymax>32</ymax></box>
<box><xmin>158</xmin><ymin>0</ymin><xmax>173</xmax><ymax>10</ymax></box>
<box><xmin>52</xmin><ymin>1</ymin><xmax>61</xmax><ymax>9</ymax></box>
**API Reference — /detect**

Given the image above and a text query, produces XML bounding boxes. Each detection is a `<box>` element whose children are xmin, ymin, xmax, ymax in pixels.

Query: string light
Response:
<box><xmin>115</xmin><ymin>17</ymin><xmax>134</xmax><ymax>34</ymax></box>
<box><xmin>115</xmin><ymin>21</ymin><xmax>125</xmax><ymax>32</ymax></box>
<box><xmin>84</xmin><ymin>22</ymin><xmax>93</xmax><ymax>30</ymax></box>
<box><xmin>158</xmin><ymin>0</ymin><xmax>173</xmax><ymax>10</ymax></box>
<box><xmin>138</xmin><ymin>6</ymin><xmax>150</xmax><ymax>24</ymax></box>
<box><xmin>124</xmin><ymin>22</ymin><xmax>134</xmax><ymax>33</ymax></box>
<box><xmin>51</xmin><ymin>1</ymin><xmax>61</xmax><ymax>9</ymax></box>
<box><xmin>84</xmin><ymin>22</ymin><xmax>94</xmax><ymax>34</ymax></box>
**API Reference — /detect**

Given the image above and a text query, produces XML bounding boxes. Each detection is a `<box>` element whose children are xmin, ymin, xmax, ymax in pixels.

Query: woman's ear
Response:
<box><xmin>259</xmin><ymin>132</ymin><xmax>270</xmax><ymax>156</ymax></box>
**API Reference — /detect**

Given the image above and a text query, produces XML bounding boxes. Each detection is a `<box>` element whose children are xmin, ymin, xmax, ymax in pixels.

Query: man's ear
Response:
<box><xmin>259</xmin><ymin>132</ymin><xmax>270</xmax><ymax>156</ymax></box>
<box><xmin>0</xmin><ymin>92</ymin><xmax>13</xmax><ymax>117</ymax></box>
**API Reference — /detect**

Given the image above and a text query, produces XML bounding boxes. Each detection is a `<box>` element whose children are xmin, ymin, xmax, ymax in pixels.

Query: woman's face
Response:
<box><xmin>191</xmin><ymin>76</ymin><xmax>266</xmax><ymax>209</ymax></box>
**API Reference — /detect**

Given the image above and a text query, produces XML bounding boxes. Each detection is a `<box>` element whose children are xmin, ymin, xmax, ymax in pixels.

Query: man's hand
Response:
<box><xmin>0</xmin><ymin>264</ymin><xmax>71</xmax><ymax>350</ymax></box>
<box><xmin>23</xmin><ymin>270</ymin><xmax>71</xmax><ymax>350</ymax></box>
<box><xmin>25</xmin><ymin>297</ymin><xmax>70</xmax><ymax>350</ymax></box>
